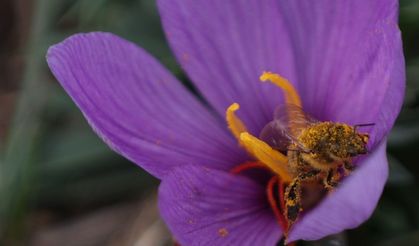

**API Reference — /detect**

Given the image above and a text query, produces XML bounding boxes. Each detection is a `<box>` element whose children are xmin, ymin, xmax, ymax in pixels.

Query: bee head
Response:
<box><xmin>324</xmin><ymin>124</ymin><xmax>370</xmax><ymax>158</ymax></box>
<box><xmin>346</xmin><ymin>132</ymin><xmax>369</xmax><ymax>157</ymax></box>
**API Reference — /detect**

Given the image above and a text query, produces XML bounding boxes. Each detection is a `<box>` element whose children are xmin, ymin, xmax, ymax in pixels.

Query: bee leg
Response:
<box><xmin>324</xmin><ymin>168</ymin><xmax>339</xmax><ymax>191</ymax></box>
<box><xmin>284</xmin><ymin>170</ymin><xmax>319</xmax><ymax>231</ymax></box>
<box><xmin>284</xmin><ymin>177</ymin><xmax>302</xmax><ymax>231</ymax></box>
<box><xmin>299</xmin><ymin>169</ymin><xmax>320</xmax><ymax>180</ymax></box>
<box><xmin>343</xmin><ymin>160</ymin><xmax>355</xmax><ymax>176</ymax></box>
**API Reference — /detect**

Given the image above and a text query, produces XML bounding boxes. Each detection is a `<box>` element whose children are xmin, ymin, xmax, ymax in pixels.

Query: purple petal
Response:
<box><xmin>47</xmin><ymin>32</ymin><xmax>246</xmax><ymax>179</ymax></box>
<box><xmin>158</xmin><ymin>0</ymin><xmax>404</xmax><ymax>148</ymax></box>
<box><xmin>287</xmin><ymin>141</ymin><xmax>388</xmax><ymax>242</ymax></box>
<box><xmin>276</xmin><ymin>0</ymin><xmax>404</xmax><ymax>147</ymax></box>
<box><xmin>159</xmin><ymin>165</ymin><xmax>281</xmax><ymax>245</ymax></box>
<box><xmin>158</xmin><ymin>0</ymin><xmax>296</xmax><ymax>134</ymax></box>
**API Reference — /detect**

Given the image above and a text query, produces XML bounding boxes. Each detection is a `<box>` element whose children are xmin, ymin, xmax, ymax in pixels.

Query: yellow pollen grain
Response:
<box><xmin>226</xmin><ymin>103</ymin><xmax>247</xmax><ymax>141</ymax></box>
<box><xmin>239</xmin><ymin>132</ymin><xmax>292</xmax><ymax>182</ymax></box>
<box><xmin>260</xmin><ymin>72</ymin><xmax>302</xmax><ymax>107</ymax></box>
<box><xmin>300</xmin><ymin>123</ymin><xmax>334</xmax><ymax>143</ymax></box>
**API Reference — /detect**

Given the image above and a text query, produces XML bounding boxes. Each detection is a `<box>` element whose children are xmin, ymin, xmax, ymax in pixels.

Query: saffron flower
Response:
<box><xmin>47</xmin><ymin>0</ymin><xmax>405</xmax><ymax>245</ymax></box>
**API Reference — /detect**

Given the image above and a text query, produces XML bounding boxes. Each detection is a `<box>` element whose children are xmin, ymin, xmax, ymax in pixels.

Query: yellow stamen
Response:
<box><xmin>226</xmin><ymin>103</ymin><xmax>247</xmax><ymax>140</ymax></box>
<box><xmin>260</xmin><ymin>72</ymin><xmax>304</xmax><ymax>137</ymax></box>
<box><xmin>225</xmin><ymin>76</ymin><xmax>301</xmax><ymax>182</ymax></box>
<box><xmin>239</xmin><ymin>132</ymin><xmax>292</xmax><ymax>182</ymax></box>
<box><xmin>260</xmin><ymin>72</ymin><xmax>302</xmax><ymax>107</ymax></box>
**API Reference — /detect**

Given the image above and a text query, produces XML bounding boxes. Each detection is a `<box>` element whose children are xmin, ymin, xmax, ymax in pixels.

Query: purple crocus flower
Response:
<box><xmin>47</xmin><ymin>0</ymin><xmax>405</xmax><ymax>245</ymax></box>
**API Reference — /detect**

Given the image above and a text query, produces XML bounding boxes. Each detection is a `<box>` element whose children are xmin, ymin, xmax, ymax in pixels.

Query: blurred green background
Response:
<box><xmin>0</xmin><ymin>0</ymin><xmax>418</xmax><ymax>245</ymax></box>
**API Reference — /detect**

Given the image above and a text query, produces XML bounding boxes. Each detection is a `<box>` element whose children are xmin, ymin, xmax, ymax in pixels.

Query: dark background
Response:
<box><xmin>0</xmin><ymin>0</ymin><xmax>418</xmax><ymax>245</ymax></box>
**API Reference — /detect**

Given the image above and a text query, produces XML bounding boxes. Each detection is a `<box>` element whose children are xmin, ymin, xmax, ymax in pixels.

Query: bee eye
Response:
<box><xmin>359</xmin><ymin>147</ymin><xmax>368</xmax><ymax>155</ymax></box>
<box><xmin>347</xmin><ymin>146</ymin><xmax>359</xmax><ymax>156</ymax></box>
<box><xmin>348</xmin><ymin>151</ymin><xmax>358</xmax><ymax>157</ymax></box>
<box><xmin>348</xmin><ymin>145</ymin><xmax>367</xmax><ymax>156</ymax></box>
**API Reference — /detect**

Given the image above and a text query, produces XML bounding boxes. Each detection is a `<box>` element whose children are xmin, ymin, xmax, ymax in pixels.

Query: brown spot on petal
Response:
<box><xmin>182</xmin><ymin>52</ymin><xmax>190</xmax><ymax>62</ymax></box>
<box><xmin>218</xmin><ymin>228</ymin><xmax>229</xmax><ymax>237</ymax></box>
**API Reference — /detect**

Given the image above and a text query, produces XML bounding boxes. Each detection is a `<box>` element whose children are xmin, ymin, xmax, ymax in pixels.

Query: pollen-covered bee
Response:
<box><xmin>260</xmin><ymin>104</ymin><xmax>372</xmax><ymax>230</ymax></box>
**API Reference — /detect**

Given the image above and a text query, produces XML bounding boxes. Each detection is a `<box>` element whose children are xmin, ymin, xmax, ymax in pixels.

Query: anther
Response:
<box><xmin>260</xmin><ymin>72</ymin><xmax>302</xmax><ymax>107</ymax></box>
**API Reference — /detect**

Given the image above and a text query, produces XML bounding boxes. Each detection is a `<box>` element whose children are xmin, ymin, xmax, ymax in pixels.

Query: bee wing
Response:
<box><xmin>259</xmin><ymin>120</ymin><xmax>292</xmax><ymax>152</ymax></box>
<box><xmin>274</xmin><ymin>104</ymin><xmax>318</xmax><ymax>136</ymax></box>
<box><xmin>260</xmin><ymin>104</ymin><xmax>318</xmax><ymax>152</ymax></box>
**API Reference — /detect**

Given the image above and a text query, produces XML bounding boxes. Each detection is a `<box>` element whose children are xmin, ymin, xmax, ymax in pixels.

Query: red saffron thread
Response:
<box><xmin>231</xmin><ymin>162</ymin><xmax>289</xmax><ymax>232</ymax></box>
<box><xmin>230</xmin><ymin>161</ymin><xmax>269</xmax><ymax>174</ymax></box>
<box><xmin>266</xmin><ymin>176</ymin><xmax>288</xmax><ymax>231</ymax></box>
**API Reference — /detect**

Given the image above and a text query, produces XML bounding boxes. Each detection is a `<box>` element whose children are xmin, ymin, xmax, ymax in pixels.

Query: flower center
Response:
<box><xmin>225</xmin><ymin>72</ymin><xmax>370</xmax><ymax>237</ymax></box>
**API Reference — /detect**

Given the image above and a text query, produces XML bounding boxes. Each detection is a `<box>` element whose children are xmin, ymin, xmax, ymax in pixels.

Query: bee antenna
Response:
<box><xmin>354</xmin><ymin>123</ymin><xmax>375</xmax><ymax>132</ymax></box>
<box><xmin>354</xmin><ymin>123</ymin><xmax>375</xmax><ymax>128</ymax></box>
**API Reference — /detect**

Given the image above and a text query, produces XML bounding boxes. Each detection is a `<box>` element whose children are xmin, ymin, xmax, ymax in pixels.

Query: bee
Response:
<box><xmin>260</xmin><ymin>104</ymin><xmax>372</xmax><ymax>231</ymax></box>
